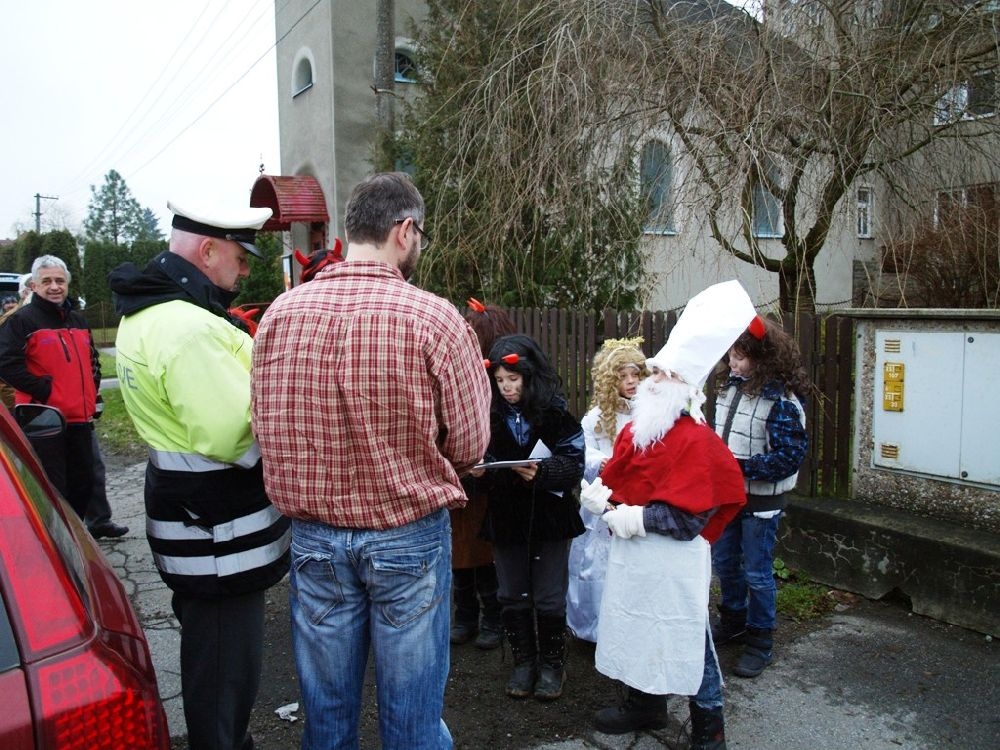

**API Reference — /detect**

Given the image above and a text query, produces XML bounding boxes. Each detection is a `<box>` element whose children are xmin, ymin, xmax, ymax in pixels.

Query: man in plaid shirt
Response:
<box><xmin>251</xmin><ymin>172</ymin><xmax>491</xmax><ymax>750</ymax></box>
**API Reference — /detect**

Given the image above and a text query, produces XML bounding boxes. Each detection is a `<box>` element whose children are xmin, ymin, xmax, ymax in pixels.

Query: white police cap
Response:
<box><xmin>168</xmin><ymin>199</ymin><xmax>273</xmax><ymax>258</ymax></box>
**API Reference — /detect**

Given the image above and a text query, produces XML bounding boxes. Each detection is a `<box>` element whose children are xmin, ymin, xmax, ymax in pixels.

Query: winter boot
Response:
<box><xmin>450</xmin><ymin>568</ymin><xmax>479</xmax><ymax>645</ymax></box>
<box><xmin>533</xmin><ymin>613</ymin><xmax>567</xmax><ymax>701</ymax></box>
<box><xmin>689</xmin><ymin>701</ymin><xmax>727</xmax><ymax>750</ymax></box>
<box><xmin>502</xmin><ymin>608</ymin><xmax>537</xmax><ymax>698</ymax></box>
<box><xmin>733</xmin><ymin>627</ymin><xmax>773</xmax><ymax>678</ymax></box>
<box><xmin>593</xmin><ymin>687</ymin><xmax>669</xmax><ymax>734</ymax></box>
<box><xmin>710</xmin><ymin>606</ymin><xmax>747</xmax><ymax>646</ymax></box>
<box><xmin>474</xmin><ymin>565</ymin><xmax>502</xmax><ymax>650</ymax></box>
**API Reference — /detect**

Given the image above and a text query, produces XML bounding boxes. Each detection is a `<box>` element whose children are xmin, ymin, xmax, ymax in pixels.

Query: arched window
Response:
<box><xmin>395</xmin><ymin>49</ymin><xmax>418</xmax><ymax>84</ymax></box>
<box><xmin>293</xmin><ymin>52</ymin><xmax>314</xmax><ymax>97</ymax></box>
<box><xmin>640</xmin><ymin>140</ymin><xmax>675</xmax><ymax>233</ymax></box>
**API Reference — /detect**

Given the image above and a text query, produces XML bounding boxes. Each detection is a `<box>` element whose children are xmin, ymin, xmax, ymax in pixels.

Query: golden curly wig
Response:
<box><xmin>588</xmin><ymin>337</ymin><xmax>649</xmax><ymax>441</ymax></box>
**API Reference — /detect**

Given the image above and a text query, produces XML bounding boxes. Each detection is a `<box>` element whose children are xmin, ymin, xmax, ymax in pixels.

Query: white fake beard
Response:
<box><xmin>630</xmin><ymin>378</ymin><xmax>697</xmax><ymax>450</ymax></box>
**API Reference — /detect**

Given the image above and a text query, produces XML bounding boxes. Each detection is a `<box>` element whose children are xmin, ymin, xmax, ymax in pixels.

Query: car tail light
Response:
<box><xmin>32</xmin><ymin>644</ymin><xmax>168</xmax><ymax>749</ymax></box>
<box><xmin>0</xmin><ymin>450</ymin><xmax>169</xmax><ymax>749</ymax></box>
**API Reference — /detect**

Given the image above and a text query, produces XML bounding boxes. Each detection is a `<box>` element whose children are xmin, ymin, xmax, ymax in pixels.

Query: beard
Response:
<box><xmin>398</xmin><ymin>236</ymin><xmax>421</xmax><ymax>281</ymax></box>
<box><xmin>630</xmin><ymin>378</ymin><xmax>697</xmax><ymax>450</ymax></box>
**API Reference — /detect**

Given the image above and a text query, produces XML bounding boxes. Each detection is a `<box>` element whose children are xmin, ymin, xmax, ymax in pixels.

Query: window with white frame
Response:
<box><xmin>934</xmin><ymin>70</ymin><xmax>997</xmax><ymax>124</ymax></box>
<box><xmin>640</xmin><ymin>140</ymin><xmax>676</xmax><ymax>234</ymax></box>
<box><xmin>857</xmin><ymin>186</ymin><xmax>874</xmax><ymax>238</ymax></box>
<box><xmin>751</xmin><ymin>163</ymin><xmax>783</xmax><ymax>238</ymax></box>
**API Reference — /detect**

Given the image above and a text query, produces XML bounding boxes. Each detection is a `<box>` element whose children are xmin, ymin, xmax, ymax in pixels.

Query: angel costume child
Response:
<box><xmin>567</xmin><ymin>337</ymin><xmax>648</xmax><ymax>643</ymax></box>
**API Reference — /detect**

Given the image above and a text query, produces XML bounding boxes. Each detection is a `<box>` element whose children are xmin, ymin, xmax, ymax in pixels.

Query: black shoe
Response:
<box><xmin>711</xmin><ymin>606</ymin><xmax>747</xmax><ymax>645</ymax></box>
<box><xmin>506</xmin><ymin>661</ymin><xmax>537</xmax><ymax>699</ymax></box>
<box><xmin>733</xmin><ymin>628</ymin><xmax>773</xmax><ymax>678</ymax></box>
<box><xmin>593</xmin><ymin>689</ymin><xmax>669</xmax><ymax>734</ymax></box>
<box><xmin>450</xmin><ymin>622</ymin><xmax>477</xmax><ymax>645</ymax></box>
<box><xmin>89</xmin><ymin>521</ymin><xmax>129</xmax><ymax>539</ymax></box>
<box><xmin>690</xmin><ymin>702</ymin><xmax>727</xmax><ymax>749</ymax></box>
<box><xmin>475</xmin><ymin>624</ymin><xmax>502</xmax><ymax>650</ymax></box>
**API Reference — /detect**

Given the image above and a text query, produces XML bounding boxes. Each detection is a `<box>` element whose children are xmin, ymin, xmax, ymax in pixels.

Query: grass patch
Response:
<box><xmin>776</xmin><ymin>558</ymin><xmax>837</xmax><ymax>621</ymax></box>
<box><xmin>95</xmin><ymin>349</ymin><xmax>145</xmax><ymax>460</ymax></box>
<box><xmin>95</xmin><ymin>387</ymin><xmax>145</xmax><ymax>459</ymax></box>
<box><xmin>92</xmin><ymin>327</ymin><xmax>117</xmax><ymax>348</ymax></box>
<box><xmin>99</xmin><ymin>352</ymin><xmax>116</xmax><ymax>379</ymax></box>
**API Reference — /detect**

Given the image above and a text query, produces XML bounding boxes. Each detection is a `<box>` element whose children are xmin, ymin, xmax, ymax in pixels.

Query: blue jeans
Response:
<box><xmin>712</xmin><ymin>510</ymin><xmax>782</xmax><ymax>630</ymax></box>
<box><xmin>693</xmin><ymin>628</ymin><xmax>723</xmax><ymax>710</ymax></box>
<box><xmin>289</xmin><ymin>511</ymin><xmax>453</xmax><ymax>750</ymax></box>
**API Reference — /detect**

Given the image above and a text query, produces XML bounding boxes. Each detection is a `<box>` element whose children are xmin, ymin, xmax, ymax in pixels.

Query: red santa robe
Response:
<box><xmin>595</xmin><ymin>416</ymin><xmax>746</xmax><ymax>695</ymax></box>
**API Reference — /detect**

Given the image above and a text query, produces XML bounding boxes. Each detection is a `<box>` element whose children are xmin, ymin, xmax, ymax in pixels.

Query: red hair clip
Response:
<box><xmin>467</xmin><ymin>297</ymin><xmax>486</xmax><ymax>314</ymax></box>
<box><xmin>748</xmin><ymin>314</ymin><xmax>766</xmax><ymax>340</ymax></box>
<box><xmin>483</xmin><ymin>353</ymin><xmax>520</xmax><ymax>368</ymax></box>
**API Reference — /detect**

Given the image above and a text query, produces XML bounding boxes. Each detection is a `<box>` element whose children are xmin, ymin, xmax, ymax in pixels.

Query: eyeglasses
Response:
<box><xmin>394</xmin><ymin>218</ymin><xmax>432</xmax><ymax>251</ymax></box>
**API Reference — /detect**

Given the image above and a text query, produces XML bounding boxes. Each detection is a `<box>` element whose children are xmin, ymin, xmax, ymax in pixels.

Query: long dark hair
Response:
<box><xmin>715</xmin><ymin>318</ymin><xmax>816</xmax><ymax>400</ymax></box>
<box><xmin>485</xmin><ymin>334</ymin><xmax>564</xmax><ymax>425</ymax></box>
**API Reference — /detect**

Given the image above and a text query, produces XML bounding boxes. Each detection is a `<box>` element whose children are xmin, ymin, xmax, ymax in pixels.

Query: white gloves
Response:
<box><xmin>579</xmin><ymin>478</ymin><xmax>613</xmax><ymax>515</ymax></box>
<box><xmin>603</xmin><ymin>505</ymin><xmax>646</xmax><ymax>539</ymax></box>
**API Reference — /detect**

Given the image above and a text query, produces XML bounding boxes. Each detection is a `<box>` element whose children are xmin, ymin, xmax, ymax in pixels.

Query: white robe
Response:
<box><xmin>595</xmin><ymin>532</ymin><xmax>715</xmax><ymax>695</ymax></box>
<box><xmin>566</xmin><ymin>407</ymin><xmax>630</xmax><ymax>642</ymax></box>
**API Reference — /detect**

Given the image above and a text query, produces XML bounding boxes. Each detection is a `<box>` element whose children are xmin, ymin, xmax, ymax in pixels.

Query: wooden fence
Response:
<box><xmin>505</xmin><ymin>308</ymin><xmax>855</xmax><ymax>499</ymax></box>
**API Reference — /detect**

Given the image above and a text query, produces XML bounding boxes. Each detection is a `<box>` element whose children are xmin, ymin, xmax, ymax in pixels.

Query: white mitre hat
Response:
<box><xmin>647</xmin><ymin>279</ymin><xmax>757</xmax><ymax>388</ymax></box>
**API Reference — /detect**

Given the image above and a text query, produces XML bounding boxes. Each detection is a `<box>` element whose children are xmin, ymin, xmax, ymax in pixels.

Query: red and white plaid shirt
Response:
<box><xmin>251</xmin><ymin>261</ymin><xmax>491</xmax><ymax>529</ymax></box>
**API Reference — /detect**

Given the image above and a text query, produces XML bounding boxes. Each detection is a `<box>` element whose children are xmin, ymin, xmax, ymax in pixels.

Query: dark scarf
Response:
<box><xmin>109</xmin><ymin>251</ymin><xmax>241</xmax><ymax>327</ymax></box>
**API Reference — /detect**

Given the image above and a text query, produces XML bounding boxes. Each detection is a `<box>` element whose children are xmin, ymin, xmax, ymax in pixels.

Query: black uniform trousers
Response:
<box><xmin>172</xmin><ymin>589</ymin><xmax>265</xmax><ymax>750</ymax></box>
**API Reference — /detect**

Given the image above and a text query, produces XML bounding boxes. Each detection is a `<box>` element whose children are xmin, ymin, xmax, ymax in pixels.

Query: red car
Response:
<box><xmin>0</xmin><ymin>405</ymin><xmax>168</xmax><ymax>749</ymax></box>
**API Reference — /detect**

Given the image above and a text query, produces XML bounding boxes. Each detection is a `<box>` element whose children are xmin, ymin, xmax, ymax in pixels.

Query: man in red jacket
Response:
<box><xmin>0</xmin><ymin>255</ymin><xmax>99</xmax><ymax>518</ymax></box>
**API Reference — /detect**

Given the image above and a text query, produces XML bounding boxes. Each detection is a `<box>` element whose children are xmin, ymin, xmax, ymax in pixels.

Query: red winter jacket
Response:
<box><xmin>0</xmin><ymin>295</ymin><xmax>99</xmax><ymax>424</ymax></box>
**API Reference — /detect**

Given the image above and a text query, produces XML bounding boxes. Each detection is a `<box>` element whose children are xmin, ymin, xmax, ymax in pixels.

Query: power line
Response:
<box><xmin>128</xmin><ymin>0</ymin><xmax>325</xmax><ymax>179</ymax></box>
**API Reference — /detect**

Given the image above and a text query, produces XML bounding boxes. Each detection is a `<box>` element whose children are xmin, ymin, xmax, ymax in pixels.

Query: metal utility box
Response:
<box><xmin>871</xmin><ymin>330</ymin><xmax>1000</xmax><ymax>486</ymax></box>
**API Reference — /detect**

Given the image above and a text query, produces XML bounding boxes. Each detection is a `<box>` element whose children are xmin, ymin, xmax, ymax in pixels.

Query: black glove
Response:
<box><xmin>94</xmin><ymin>394</ymin><xmax>104</xmax><ymax>419</ymax></box>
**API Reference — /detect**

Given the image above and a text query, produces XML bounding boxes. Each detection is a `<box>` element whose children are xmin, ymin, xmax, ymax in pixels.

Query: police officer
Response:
<box><xmin>110</xmin><ymin>200</ymin><xmax>289</xmax><ymax>750</ymax></box>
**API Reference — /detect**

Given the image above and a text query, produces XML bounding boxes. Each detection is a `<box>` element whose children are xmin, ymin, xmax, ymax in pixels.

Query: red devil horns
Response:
<box><xmin>483</xmin><ymin>353</ymin><xmax>519</xmax><ymax>369</ymax></box>
<box><xmin>296</xmin><ymin>238</ymin><xmax>346</xmax><ymax>283</ymax></box>
<box><xmin>748</xmin><ymin>314</ymin><xmax>767</xmax><ymax>340</ymax></box>
<box><xmin>466</xmin><ymin>297</ymin><xmax>487</xmax><ymax>314</ymax></box>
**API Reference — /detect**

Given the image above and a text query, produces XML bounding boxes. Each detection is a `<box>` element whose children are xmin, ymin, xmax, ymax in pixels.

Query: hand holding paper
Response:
<box><xmin>579</xmin><ymin>478</ymin><xmax>613</xmax><ymax>515</ymax></box>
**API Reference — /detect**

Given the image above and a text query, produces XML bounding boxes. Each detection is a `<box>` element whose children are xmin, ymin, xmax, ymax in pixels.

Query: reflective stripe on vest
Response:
<box><xmin>147</xmin><ymin>505</ymin><xmax>285</xmax><ymax>542</ymax></box>
<box><xmin>152</xmin><ymin>528</ymin><xmax>291</xmax><ymax>578</ymax></box>
<box><xmin>148</xmin><ymin>441</ymin><xmax>262</xmax><ymax>472</ymax></box>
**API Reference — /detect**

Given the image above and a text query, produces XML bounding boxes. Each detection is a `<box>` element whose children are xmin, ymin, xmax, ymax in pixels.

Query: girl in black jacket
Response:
<box><xmin>471</xmin><ymin>334</ymin><xmax>584</xmax><ymax>702</ymax></box>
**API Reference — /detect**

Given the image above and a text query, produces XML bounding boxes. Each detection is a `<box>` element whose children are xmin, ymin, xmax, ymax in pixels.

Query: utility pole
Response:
<box><xmin>33</xmin><ymin>193</ymin><xmax>58</xmax><ymax>234</ymax></box>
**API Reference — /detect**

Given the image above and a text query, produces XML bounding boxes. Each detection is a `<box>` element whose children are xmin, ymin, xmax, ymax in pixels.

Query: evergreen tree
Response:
<box><xmin>40</xmin><ymin>230</ymin><xmax>82</xmax><ymax>285</ymax></box>
<box><xmin>233</xmin><ymin>232</ymin><xmax>285</xmax><ymax>306</ymax></box>
<box><xmin>83</xmin><ymin>169</ymin><xmax>146</xmax><ymax>246</ymax></box>
<box><xmin>10</xmin><ymin>232</ymin><xmax>44</xmax><ymax>275</ymax></box>
<box><xmin>137</xmin><ymin>208</ymin><xmax>164</xmax><ymax>241</ymax></box>
<box><xmin>81</xmin><ymin>240</ymin><xmax>123</xmax><ymax>310</ymax></box>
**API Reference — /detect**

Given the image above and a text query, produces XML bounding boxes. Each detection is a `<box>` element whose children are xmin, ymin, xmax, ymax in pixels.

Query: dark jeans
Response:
<box><xmin>30</xmin><ymin>422</ymin><xmax>94</xmax><ymax>518</ymax></box>
<box><xmin>453</xmin><ymin>564</ymin><xmax>501</xmax><ymax>628</ymax></box>
<box><xmin>712</xmin><ymin>509</ymin><xmax>782</xmax><ymax>630</ymax></box>
<box><xmin>85</xmin><ymin>428</ymin><xmax>112</xmax><ymax>526</ymax></box>
<box><xmin>172</xmin><ymin>590</ymin><xmax>265</xmax><ymax>750</ymax></box>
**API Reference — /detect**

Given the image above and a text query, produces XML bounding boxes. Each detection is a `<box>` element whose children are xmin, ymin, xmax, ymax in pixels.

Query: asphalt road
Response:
<box><xmin>99</xmin><ymin>455</ymin><xmax>1000</xmax><ymax>750</ymax></box>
